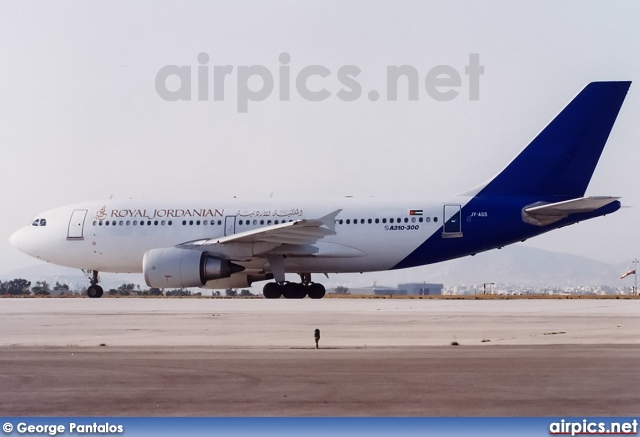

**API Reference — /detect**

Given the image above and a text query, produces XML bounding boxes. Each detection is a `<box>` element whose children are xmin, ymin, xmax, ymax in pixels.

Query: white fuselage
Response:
<box><xmin>10</xmin><ymin>197</ymin><xmax>472</xmax><ymax>277</ymax></box>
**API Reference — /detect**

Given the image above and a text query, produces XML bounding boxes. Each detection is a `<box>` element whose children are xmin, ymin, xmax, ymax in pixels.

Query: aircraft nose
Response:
<box><xmin>10</xmin><ymin>228</ymin><xmax>22</xmax><ymax>249</ymax></box>
<box><xmin>10</xmin><ymin>227</ymin><xmax>33</xmax><ymax>255</ymax></box>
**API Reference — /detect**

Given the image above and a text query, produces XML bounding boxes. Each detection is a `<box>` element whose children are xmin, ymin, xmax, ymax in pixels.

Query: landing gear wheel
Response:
<box><xmin>86</xmin><ymin>270</ymin><xmax>103</xmax><ymax>298</ymax></box>
<box><xmin>307</xmin><ymin>283</ymin><xmax>326</xmax><ymax>299</ymax></box>
<box><xmin>293</xmin><ymin>285</ymin><xmax>307</xmax><ymax>299</ymax></box>
<box><xmin>87</xmin><ymin>285</ymin><xmax>104</xmax><ymax>298</ymax></box>
<box><xmin>282</xmin><ymin>282</ymin><xmax>306</xmax><ymax>299</ymax></box>
<box><xmin>263</xmin><ymin>282</ymin><xmax>282</xmax><ymax>299</ymax></box>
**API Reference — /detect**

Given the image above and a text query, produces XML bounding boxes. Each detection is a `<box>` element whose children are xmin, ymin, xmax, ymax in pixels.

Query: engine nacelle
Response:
<box><xmin>143</xmin><ymin>248</ymin><xmax>244</xmax><ymax>288</ymax></box>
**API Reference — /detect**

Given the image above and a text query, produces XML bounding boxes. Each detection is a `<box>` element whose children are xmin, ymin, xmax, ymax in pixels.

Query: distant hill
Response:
<box><xmin>322</xmin><ymin>245</ymin><xmax>632</xmax><ymax>289</ymax></box>
<box><xmin>0</xmin><ymin>245</ymin><xmax>634</xmax><ymax>291</ymax></box>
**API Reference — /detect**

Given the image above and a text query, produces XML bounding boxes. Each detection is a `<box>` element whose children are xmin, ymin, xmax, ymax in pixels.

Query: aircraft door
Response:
<box><xmin>67</xmin><ymin>209</ymin><xmax>88</xmax><ymax>239</ymax></box>
<box><xmin>224</xmin><ymin>216</ymin><xmax>236</xmax><ymax>236</ymax></box>
<box><xmin>442</xmin><ymin>205</ymin><xmax>463</xmax><ymax>238</ymax></box>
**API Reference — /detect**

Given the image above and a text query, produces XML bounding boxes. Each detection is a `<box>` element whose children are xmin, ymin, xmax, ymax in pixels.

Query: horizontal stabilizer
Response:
<box><xmin>522</xmin><ymin>196</ymin><xmax>620</xmax><ymax>226</ymax></box>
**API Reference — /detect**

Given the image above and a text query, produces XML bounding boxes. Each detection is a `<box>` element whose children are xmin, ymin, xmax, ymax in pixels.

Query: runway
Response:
<box><xmin>1</xmin><ymin>298</ymin><xmax>639</xmax><ymax>416</ymax></box>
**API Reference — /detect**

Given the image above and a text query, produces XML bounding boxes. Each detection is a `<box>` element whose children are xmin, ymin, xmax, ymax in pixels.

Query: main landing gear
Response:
<box><xmin>86</xmin><ymin>270</ymin><xmax>104</xmax><ymax>298</ymax></box>
<box><xmin>262</xmin><ymin>273</ymin><xmax>326</xmax><ymax>299</ymax></box>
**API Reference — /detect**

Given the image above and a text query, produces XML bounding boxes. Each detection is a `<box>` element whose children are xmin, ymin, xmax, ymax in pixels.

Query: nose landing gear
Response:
<box><xmin>86</xmin><ymin>270</ymin><xmax>104</xmax><ymax>298</ymax></box>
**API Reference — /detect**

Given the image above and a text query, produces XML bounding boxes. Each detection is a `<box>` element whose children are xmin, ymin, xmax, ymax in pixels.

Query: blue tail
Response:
<box><xmin>477</xmin><ymin>81</ymin><xmax>631</xmax><ymax>198</ymax></box>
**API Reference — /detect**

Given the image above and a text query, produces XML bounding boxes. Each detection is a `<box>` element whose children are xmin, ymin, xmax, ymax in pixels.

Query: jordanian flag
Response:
<box><xmin>409</xmin><ymin>210</ymin><xmax>423</xmax><ymax>216</ymax></box>
<box><xmin>620</xmin><ymin>269</ymin><xmax>636</xmax><ymax>280</ymax></box>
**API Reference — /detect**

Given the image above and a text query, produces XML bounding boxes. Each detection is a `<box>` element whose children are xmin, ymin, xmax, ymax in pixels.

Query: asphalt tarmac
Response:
<box><xmin>1</xmin><ymin>298</ymin><xmax>639</xmax><ymax>416</ymax></box>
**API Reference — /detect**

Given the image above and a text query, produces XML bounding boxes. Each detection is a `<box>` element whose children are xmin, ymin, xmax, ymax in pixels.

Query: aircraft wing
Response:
<box><xmin>522</xmin><ymin>196</ymin><xmax>620</xmax><ymax>226</ymax></box>
<box><xmin>177</xmin><ymin>209</ymin><xmax>342</xmax><ymax>251</ymax></box>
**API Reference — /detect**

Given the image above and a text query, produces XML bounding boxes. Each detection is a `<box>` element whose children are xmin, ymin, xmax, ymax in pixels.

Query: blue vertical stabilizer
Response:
<box><xmin>477</xmin><ymin>81</ymin><xmax>631</xmax><ymax>198</ymax></box>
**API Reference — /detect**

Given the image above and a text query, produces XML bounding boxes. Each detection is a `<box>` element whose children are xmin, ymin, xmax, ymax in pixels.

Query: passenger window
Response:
<box><xmin>196</xmin><ymin>220</ymin><xmax>201</xmax><ymax>225</ymax></box>
<box><xmin>139</xmin><ymin>221</ymin><xmax>143</xmax><ymax>226</ymax></box>
<box><xmin>168</xmin><ymin>220</ymin><xmax>173</xmax><ymax>226</ymax></box>
<box><xmin>426</xmin><ymin>217</ymin><xmax>431</xmax><ymax>223</ymax></box>
<box><xmin>154</xmin><ymin>220</ymin><xmax>159</xmax><ymax>226</ymax></box>
<box><xmin>390</xmin><ymin>218</ymin><xmax>394</xmax><ymax>223</ymax></box>
<box><xmin>126</xmin><ymin>221</ymin><xmax>131</xmax><ymax>226</ymax></box>
<box><xmin>382</xmin><ymin>218</ymin><xmax>387</xmax><ymax>224</ymax></box>
<box><xmin>105</xmin><ymin>221</ymin><xmax>110</xmax><ymax>226</ymax></box>
<box><xmin>92</xmin><ymin>221</ymin><xmax>97</xmax><ymax>226</ymax></box>
<box><xmin>411</xmin><ymin>217</ymin><xmax>416</xmax><ymax>223</ymax></box>
<box><xmin>434</xmin><ymin>217</ymin><xmax>438</xmax><ymax>222</ymax></box>
<box><xmin>119</xmin><ymin>221</ymin><xmax>124</xmax><ymax>226</ymax></box>
<box><xmin>375</xmin><ymin>218</ymin><xmax>379</xmax><ymax>224</ymax></box>
<box><xmin>189</xmin><ymin>220</ymin><xmax>193</xmax><ymax>225</ymax></box>
<box><xmin>346</xmin><ymin>219</ymin><xmax>350</xmax><ymax>224</ymax></box>
<box><xmin>253</xmin><ymin>220</ymin><xmax>257</xmax><ymax>225</ymax></box>
<box><xmin>99</xmin><ymin>221</ymin><xmax>103</xmax><ymax>226</ymax></box>
<box><xmin>133</xmin><ymin>221</ymin><xmax>137</xmax><ymax>226</ymax></box>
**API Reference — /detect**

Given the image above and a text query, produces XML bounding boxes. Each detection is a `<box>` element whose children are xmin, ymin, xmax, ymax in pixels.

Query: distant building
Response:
<box><xmin>373</xmin><ymin>283</ymin><xmax>443</xmax><ymax>296</ymax></box>
<box><xmin>398</xmin><ymin>283</ymin><xmax>443</xmax><ymax>296</ymax></box>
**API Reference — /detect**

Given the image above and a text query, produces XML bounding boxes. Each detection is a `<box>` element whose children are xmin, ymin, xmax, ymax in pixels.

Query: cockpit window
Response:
<box><xmin>32</xmin><ymin>219</ymin><xmax>39</xmax><ymax>226</ymax></box>
<box><xmin>39</xmin><ymin>219</ymin><xmax>47</xmax><ymax>226</ymax></box>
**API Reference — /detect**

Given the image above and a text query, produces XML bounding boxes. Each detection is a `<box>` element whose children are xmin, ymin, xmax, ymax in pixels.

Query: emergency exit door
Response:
<box><xmin>224</xmin><ymin>216</ymin><xmax>236</xmax><ymax>236</ymax></box>
<box><xmin>442</xmin><ymin>205</ymin><xmax>463</xmax><ymax>238</ymax></box>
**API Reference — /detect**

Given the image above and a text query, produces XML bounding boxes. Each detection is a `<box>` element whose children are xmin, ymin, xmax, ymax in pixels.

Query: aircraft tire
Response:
<box><xmin>283</xmin><ymin>282</ymin><xmax>306</xmax><ymax>299</ymax></box>
<box><xmin>307</xmin><ymin>283</ymin><xmax>325</xmax><ymax>299</ymax></box>
<box><xmin>293</xmin><ymin>284</ymin><xmax>307</xmax><ymax>299</ymax></box>
<box><xmin>263</xmin><ymin>282</ymin><xmax>282</xmax><ymax>299</ymax></box>
<box><xmin>87</xmin><ymin>285</ymin><xmax>103</xmax><ymax>299</ymax></box>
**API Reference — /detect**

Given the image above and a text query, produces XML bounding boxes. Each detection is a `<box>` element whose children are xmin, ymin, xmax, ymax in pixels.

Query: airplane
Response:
<box><xmin>10</xmin><ymin>81</ymin><xmax>631</xmax><ymax>299</ymax></box>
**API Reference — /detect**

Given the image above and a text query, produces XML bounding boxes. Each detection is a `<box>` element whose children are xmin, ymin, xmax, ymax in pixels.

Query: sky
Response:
<box><xmin>1</xmin><ymin>1</ymin><xmax>639</xmax><ymax>276</ymax></box>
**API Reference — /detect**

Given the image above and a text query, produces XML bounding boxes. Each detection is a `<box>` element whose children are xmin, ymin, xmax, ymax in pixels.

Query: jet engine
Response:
<box><xmin>143</xmin><ymin>247</ymin><xmax>244</xmax><ymax>288</ymax></box>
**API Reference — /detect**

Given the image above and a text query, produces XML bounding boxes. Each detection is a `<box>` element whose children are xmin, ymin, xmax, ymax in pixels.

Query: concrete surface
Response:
<box><xmin>1</xmin><ymin>298</ymin><xmax>639</xmax><ymax>416</ymax></box>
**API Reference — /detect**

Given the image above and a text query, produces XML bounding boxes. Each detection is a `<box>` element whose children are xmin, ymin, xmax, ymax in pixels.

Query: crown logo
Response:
<box><xmin>94</xmin><ymin>206</ymin><xmax>107</xmax><ymax>221</ymax></box>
